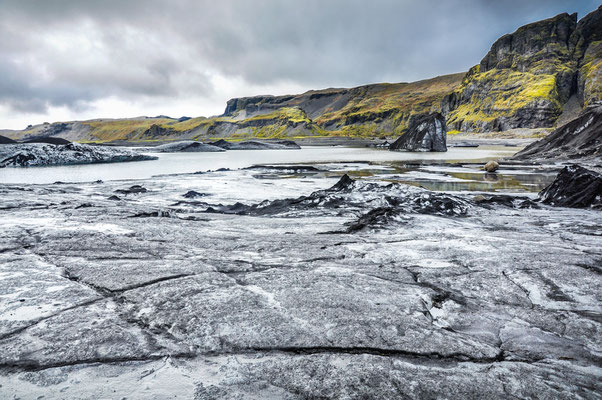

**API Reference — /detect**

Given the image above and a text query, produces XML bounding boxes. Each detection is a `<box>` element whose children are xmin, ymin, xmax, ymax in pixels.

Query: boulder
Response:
<box><xmin>538</xmin><ymin>165</ymin><xmax>602</xmax><ymax>208</ymax></box>
<box><xmin>389</xmin><ymin>113</ymin><xmax>447</xmax><ymax>152</ymax></box>
<box><xmin>484</xmin><ymin>161</ymin><xmax>499</xmax><ymax>172</ymax></box>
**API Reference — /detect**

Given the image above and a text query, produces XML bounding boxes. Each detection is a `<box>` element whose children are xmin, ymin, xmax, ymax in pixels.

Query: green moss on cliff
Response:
<box><xmin>446</xmin><ymin>68</ymin><xmax>563</xmax><ymax>131</ymax></box>
<box><xmin>83</xmin><ymin>118</ymin><xmax>174</xmax><ymax>141</ymax></box>
<box><xmin>580</xmin><ymin>41</ymin><xmax>602</xmax><ymax>106</ymax></box>
<box><xmin>158</xmin><ymin>117</ymin><xmax>207</xmax><ymax>132</ymax></box>
<box><xmin>244</xmin><ymin>107</ymin><xmax>311</xmax><ymax>124</ymax></box>
<box><xmin>314</xmin><ymin>74</ymin><xmax>463</xmax><ymax>133</ymax></box>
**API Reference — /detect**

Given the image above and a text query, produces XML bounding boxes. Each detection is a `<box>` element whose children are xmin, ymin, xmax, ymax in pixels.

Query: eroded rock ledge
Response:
<box><xmin>0</xmin><ymin>143</ymin><xmax>157</xmax><ymax>167</ymax></box>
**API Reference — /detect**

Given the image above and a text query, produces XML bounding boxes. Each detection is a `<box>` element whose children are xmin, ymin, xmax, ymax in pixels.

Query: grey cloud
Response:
<box><xmin>0</xmin><ymin>61</ymin><xmax>94</xmax><ymax>113</ymax></box>
<box><xmin>0</xmin><ymin>0</ymin><xmax>599</xmax><ymax>114</ymax></box>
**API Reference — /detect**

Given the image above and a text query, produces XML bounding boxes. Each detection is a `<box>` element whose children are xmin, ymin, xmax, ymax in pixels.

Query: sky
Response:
<box><xmin>0</xmin><ymin>0</ymin><xmax>599</xmax><ymax>129</ymax></box>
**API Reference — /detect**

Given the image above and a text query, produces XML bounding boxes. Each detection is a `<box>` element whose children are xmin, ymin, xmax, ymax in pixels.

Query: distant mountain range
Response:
<box><xmin>2</xmin><ymin>5</ymin><xmax>601</xmax><ymax>143</ymax></box>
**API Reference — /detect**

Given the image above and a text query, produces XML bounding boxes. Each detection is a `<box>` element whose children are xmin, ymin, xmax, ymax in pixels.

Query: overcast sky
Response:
<box><xmin>0</xmin><ymin>0</ymin><xmax>599</xmax><ymax>129</ymax></box>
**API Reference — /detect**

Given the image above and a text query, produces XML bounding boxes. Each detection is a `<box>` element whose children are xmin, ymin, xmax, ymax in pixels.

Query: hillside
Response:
<box><xmin>2</xmin><ymin>6</ymin><xmax>601</xmax><ymax>143</ymax></box>
<box><xmin>2</xmin><ymin>74</ymin><xmax>464</xmax><ymax>143</ymax></box>
<box><xmin>442</xmin><ymin>7</ymin><xmax>602</xmax><ymax>132</ymax></box>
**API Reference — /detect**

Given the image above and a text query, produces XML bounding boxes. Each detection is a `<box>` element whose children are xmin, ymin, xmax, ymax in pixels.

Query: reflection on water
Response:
<box><xmin>392</xmin><ymin>170</ymin><xmax>555</xmax><ymax>193</ymax></box>
<box><xmin>388</xmin><ymin>177</ymin><xmax>549</xmax><ymax>193</ymax></box>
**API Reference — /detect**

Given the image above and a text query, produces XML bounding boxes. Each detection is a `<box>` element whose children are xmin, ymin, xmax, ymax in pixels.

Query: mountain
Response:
<box><xmin>442</xmin><ymin>6</ymin><xmax>602</xmax><ymax>132</ymax></box>
<box><xmin>2</xmin><ymin>74</ymin><xmax>463</xmax><ymax>143</ymax></box>
<box><xmin>2</xmin><ymin>6</ymin><xmax>600</xmax><ymax>143</ymax></box>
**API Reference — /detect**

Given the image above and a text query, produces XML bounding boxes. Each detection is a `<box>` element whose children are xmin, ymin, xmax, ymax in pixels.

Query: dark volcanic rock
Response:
<box><xmin>513</xmin><ymin>106</ymin><xmax>602</xmax><ymax>161</ymax></box>
<box><xmin>244</xmin><ymin>165</ymin><xmax>321</xmax><ymax>172</ymax></box>
<box><xmin>0</xmin><ymin>135</ymin><xmax>16</xmax><ymax>144</ymax></box>
<box><xmin>153</xmin><ymin>141</ymin><xmax>225</xmax><ymax>153</ymax></box>
<box><xmin>205</xmin><ymin>174</ymin><xmax>469</xmax><ymax>220</ymax></box>
<box><xmin>0</xmin><ymin>143</ymin><xmax>157</xmax><ymax>168</ymax></box>
<box><xmin>326</xmin><ymin>173</ymin><xmax>355</xmax><ymax>192</ymax></box>
<box><xmin>115</xmin><ymin>185</ymin><xmax>148</xmax><ymax>195</ymax></box>
<box><xmin>574</xmin><ymin>6</ymin><xmax>602</xmax><ymax>106</ymax></box>
<box><xmin>442</xmin><ymin>8</ymin><xmax>602</xmax><ymax>132</ymax></box>
<box><xmin>474</xmin><ymin>194</ymin><xmax>540</xmax><ymax>209</ymax></box>
<box><xmin>183</xmin><ymin>190</ymin><xmax>207</xmax><ymax>198</ymax></box>
<box><xmin>538</xmin><ymin>165</ymin><xmax>602</xmax><ymax>208</ymax></box>
<box><xmin>390</xmin><ymin>113</ymin><xmax>447</xmax><ymax>152</ymax></box>
<box><xmin>345</xmin><ymin>207</ymin><xmax>409</xmax><ymax>233</ymax></box>
<box><xmin>210</xmin><ymin>139</ymin><xmax>300</xmax><ymax>150</ymax></box>
<box><xmin>23</xmin><ymin>137</ymin><xmax>71</xmax><ymax>145</ymax></box>
<box><xmin>129</xmin><ymin>210</ymin><xmax>177</xmax><ymax>218</ymax></box>
<box><xmin>479</xmin><ymin>13</ymin><xmax>577</xmax><ymax>75</ymax></box>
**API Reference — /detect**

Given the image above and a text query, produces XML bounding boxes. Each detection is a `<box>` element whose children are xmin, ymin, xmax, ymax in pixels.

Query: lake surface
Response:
<box><xmin>0</xmin><ymin>145</ymin><xmax>519</xmax><ymax>185</ymax></box>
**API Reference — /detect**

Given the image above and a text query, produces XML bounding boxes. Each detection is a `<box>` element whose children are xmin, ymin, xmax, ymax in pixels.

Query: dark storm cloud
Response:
<box><xmin>0</xmin><ymin>0</ymin><xmax>599</xmax><ymax>114</ymax></box>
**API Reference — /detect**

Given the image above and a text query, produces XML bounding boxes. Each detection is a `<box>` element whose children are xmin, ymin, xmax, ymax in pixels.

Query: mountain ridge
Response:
<box><xmin>2</xmin><ymin>6</ymin><xmax>601</xmax><ymax>143</ymax></box>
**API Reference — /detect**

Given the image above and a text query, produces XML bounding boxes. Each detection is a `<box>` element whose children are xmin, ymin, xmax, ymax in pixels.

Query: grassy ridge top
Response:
<box><xmin>314</xmin><ymin>74</ymin><xmax>464</xmax><ymax>126</ymax></box>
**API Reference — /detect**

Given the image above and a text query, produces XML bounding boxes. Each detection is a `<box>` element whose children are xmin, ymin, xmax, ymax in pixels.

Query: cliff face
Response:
<box><xmin>212</xmin><ymin>74</ymin><xmax>464</xmax><ymax>139</ymax></box>
<box><xmin>575</xmin><ymin>6</ymin><xmax>602</xmax><ymax>108</ymax></box>
<box><xmin>443</xmin><ymin>6</ymin><xmax>602</xmax><ymax>132</ymax></box>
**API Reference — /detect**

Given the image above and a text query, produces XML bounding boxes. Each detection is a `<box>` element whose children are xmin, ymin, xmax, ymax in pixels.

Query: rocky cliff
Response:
<box><xmin>216</xmin><ymin>74</ymin><xmax>463</xmax><ymax>138</ymax></box>
<box><xmin>442</xmin><ymin>6</ymin><xmax>602</xmax><ymax>132</ymax></box>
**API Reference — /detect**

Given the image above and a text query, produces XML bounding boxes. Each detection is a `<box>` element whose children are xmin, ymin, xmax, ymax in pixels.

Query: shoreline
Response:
<box><xmin>91</xmin><ymin>134</ymin><xmax>540</xmax><ymax>148</ymax></box>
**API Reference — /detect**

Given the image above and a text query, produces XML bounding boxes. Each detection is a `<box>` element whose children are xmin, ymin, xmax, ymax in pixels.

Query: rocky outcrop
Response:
<box><xmin>0</xmin><ymin>135</ymin><xmax>16</xmax><ymax>144</ymax></box>
<box><xmin>389</xmin><ymin>113</ymin><xmax>447</xmax><ymax>152</ymax></box>
<box><xmin>513</xmin><ymin>105</ymin><xmax>602</xmax><ymax>161</ymax></box>
<box><xmin>443</xmin><ymin>6</ymin><xmax>602</xmax><ymax>132</ymax></box>
<box><xmin>205</xmin><ymin>174</ymin><xmax>469</xmax><ymax>218</ymax></box>
<box><xmin>23</xmin><ymin>137</ymin><xmax>71</xmax><ymax>145</ymax></box>
<box><xmin>538</xmin><ymin>165</ymin><xmax>602</xmax><ymax>208</ymax></box>
<box><xmin>153</xmin><ymin>141</ymin><xmax>225</xmax><ymax>153</ymax></box>
<box><xmin>209</xmin><ymin>139</ymin><xmax>300</xmax><ymax>150</ymax></box>
<box><xmin>0</xmin><ymin>143</ymin><xmax>157</xmax><ymax>167</ymax></box>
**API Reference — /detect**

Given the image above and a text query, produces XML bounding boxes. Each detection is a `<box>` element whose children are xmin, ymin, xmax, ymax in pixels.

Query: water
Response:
<box><xmin>0</xmin><ymin>145</ymin><xmax>518</xmax><ymax>185</ymax></box>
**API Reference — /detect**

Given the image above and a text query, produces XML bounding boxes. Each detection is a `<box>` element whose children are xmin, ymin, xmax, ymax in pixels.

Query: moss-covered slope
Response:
<box><xmin>218</xmin><ymin>74</ymin><xmax>464</xmax><ymax>139</ymax></box>
<box><xmin>2</xmin><ymin>74</ymin><xmax>464</xmax><ymax>142</ymax></box>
